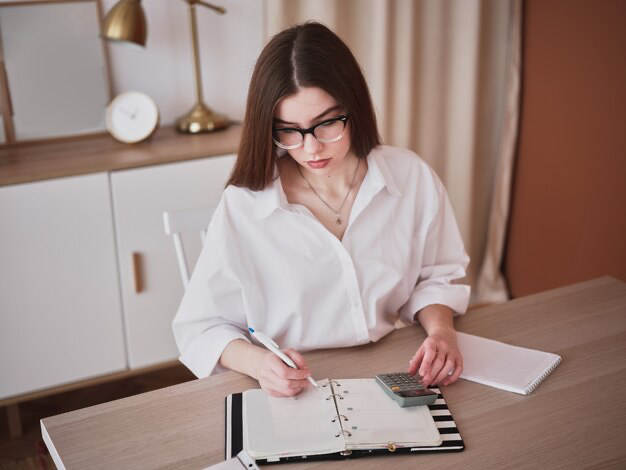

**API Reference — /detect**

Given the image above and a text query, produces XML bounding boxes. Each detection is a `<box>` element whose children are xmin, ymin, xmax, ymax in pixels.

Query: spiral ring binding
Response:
<box><xmin>326</xmin><ymin>393</ymin><xmax>344</xmax><ymax>400</ymax></box>
<box><xmin>523</xmin><ymin>357</ymin><xmax>561</xmax><ymax>394</ymax></box>
<box><xmin>335</xmin><ymin>430</ymin><xmax>352</xmax><ymax>437</ymax></box>
<box><xmin>322</xmin><ymin>380</ymin><xmax>341</xmax><ymax>387</ymax></box>
<box><xmin>331</xmin><ymin>414</ymin><xmax>348</xmax><ymax>423</ymax></box>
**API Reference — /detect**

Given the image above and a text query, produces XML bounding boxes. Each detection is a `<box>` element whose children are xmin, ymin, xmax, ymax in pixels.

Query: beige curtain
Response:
<box><xmin>264</xmin><ymin>0</ymin><xmax>521</xmax><ymax>304</ymax></box>
<box><xmin>475</xmin><ymin>0</ymin><xmax>521</xmax><ymax>303</ymax></box>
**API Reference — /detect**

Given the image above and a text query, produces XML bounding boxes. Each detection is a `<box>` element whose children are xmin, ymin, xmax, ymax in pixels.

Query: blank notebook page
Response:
<box><xmin>339</xmin><ymin>379</ymin><xmax>441</xmax><ymax>449</ymax></box>
<box><xmin>457</xmin><ymin>332</ymin><xmax>562</xmax><ymax>395</ymax></box>
<box><xmin>243</xmin><ymin>380</ymin><xmax>344</xmax><ymax>459</ymax></box>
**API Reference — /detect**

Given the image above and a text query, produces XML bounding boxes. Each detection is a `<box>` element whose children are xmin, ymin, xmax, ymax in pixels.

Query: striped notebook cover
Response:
<box><xmin>225</xmin><ymin>386</ymin><xmax>464</xmax><ymax>463</ymax></box>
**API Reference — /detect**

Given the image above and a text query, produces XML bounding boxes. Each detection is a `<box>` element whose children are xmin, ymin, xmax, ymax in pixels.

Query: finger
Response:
<box><xmin>267</xmin><ymin>386</ymin><xmax>304</xmax><ymax>397</ymax></box>
<box><xmin>273</xmin><ymin>373</ymin><xmax>311</xmax><ymax>391</ymax></box>
<box><xmin>433</xmin><ymin>358</ymin><xmax>456</xmax><ymax>385</ymax></box>
<box><xmin>267</xmin><ymin>379</ymin><xmax>304</xmax><ymax>397</ymax></box>
<box><xmin>283</xmin><ymin>349</ymin><xmax>314</xmax><ymax>382</ymax></box>
<box><xmin>418</xmin><ymin>346</ymin><xmax>438</xmax><ymax>378</ymax></box>
<box><xmin>422</xmin><ymin>353</ymin><xmax>445</xmax><ymax>386</ymax></box>
<box><xmin>407</xmin><ymin>347</ymin><xmax>425</xmax><ymax>375</ymax></box>
<box><xmin>284</xmin><ymin>348</ymin><xmax>309</xmax><ymax>371</ymax></box>
<box><xmin>259</xmin><ymin>378</ymin><xmax>291</xmax><ymax>397</ymax></box>
<box><xmin>268</xmin><ymin>356</ymin><xmax>310</xmax><ymax>380</ymax></box>
<box><xmin>270</xmin><ymin>366</ymin><xmax>311</xmax><ymax>389</ymax></box>
<box><xmin>285</xmin><ymin>387</ymin><xmax>304</xmax><ymax>397</ymax></box>
<box><xmin>443</xmin><ymin>358</ymin><xmax>464</xmax><ymax>386</ymax></box>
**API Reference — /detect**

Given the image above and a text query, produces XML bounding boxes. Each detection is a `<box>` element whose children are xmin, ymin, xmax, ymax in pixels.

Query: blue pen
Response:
<box><xmin>249</xmin><ymin>327</ymin><xmax>319</xmax><ymax>387</ymax></box>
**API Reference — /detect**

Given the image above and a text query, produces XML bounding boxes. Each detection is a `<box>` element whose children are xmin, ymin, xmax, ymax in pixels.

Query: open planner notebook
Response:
<box><xmin>225</xmin><ymin>378</ymin><xmax>464</xmax><ymax>464</ymax></box>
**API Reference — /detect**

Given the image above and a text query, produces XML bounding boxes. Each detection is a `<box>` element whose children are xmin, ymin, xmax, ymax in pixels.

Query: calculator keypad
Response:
<box><xmin>377</xmin><ymin>373</ymin><xmax>425</xmax><ymax>392</ymax></box>
<box><xmin>375</xmin><ymin>372</ymin><xmax>437</xmax><ymax>407</ymax></box>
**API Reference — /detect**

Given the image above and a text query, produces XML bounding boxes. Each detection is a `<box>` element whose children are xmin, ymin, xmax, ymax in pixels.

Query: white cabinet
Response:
<box><xmin>110</xmin><ymin>155</ymin><xmax>236</xmax><ymax>368</ymax></box>
<box><xmin>0</xmin><ymin>154</ymin><xmax>234</xmax><ymax>400</ymax></box>
<box><xmin>0</xmin><ymin>173</ymin><xmax>127</xmax><ymax>399</ymax></box>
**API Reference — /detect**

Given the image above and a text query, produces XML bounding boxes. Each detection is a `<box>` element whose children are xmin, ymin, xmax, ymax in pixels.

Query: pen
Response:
<box><xmin>248</xmin><ymin>327</ymin><xmax>319</xmax><ymax>387</ymax></box>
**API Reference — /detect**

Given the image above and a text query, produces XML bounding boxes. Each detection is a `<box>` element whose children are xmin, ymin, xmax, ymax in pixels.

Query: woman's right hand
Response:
<box><xmin>256</xmin><ymin>348</ymin><xmax>312</xmax><ymax>397</ymax></box>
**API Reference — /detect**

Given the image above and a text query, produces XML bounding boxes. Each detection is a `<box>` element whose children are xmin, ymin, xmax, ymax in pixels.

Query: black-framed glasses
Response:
<box><xmin>272</xmin><ymin>114</ymin><xmax>350</xmax><ymax>150</ymax></box>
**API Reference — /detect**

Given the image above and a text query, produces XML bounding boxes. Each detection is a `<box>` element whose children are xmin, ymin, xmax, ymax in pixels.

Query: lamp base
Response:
<box><xmin>176</xmin><ymin>102</ymin><xmax>229</xmax><ymax>134</ymax></box>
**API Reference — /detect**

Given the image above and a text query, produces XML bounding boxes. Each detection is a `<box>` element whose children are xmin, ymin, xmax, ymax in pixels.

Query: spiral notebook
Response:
<box><xmin>457</xmin><ymin>332</ymin><xmax>562</xmax><ymax>395</ymax></box>
<box><xmin>225</xmin><ymin>378</ymin><xmax>464</xmax><ymax>464</ymax></box>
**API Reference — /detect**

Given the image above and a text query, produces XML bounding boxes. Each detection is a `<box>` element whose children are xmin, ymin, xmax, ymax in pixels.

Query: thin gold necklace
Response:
<box><xmin>296</xmin><ymin>158</ymin><xmax>361</xmax><ymax>225</ymax></box>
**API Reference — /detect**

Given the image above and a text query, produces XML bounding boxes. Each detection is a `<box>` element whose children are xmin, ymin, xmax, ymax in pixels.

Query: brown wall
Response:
<box><xmin>504</xmin><ymin>0</ymin><xmax>626</xmax><ymax>297</ymax></box>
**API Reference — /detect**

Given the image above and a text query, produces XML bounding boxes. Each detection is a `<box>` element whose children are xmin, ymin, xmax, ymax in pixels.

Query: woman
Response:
<box><xmin>173</xmin><ymin>22</ymin><xmax>470</xmax><ymax>397</ymax></box>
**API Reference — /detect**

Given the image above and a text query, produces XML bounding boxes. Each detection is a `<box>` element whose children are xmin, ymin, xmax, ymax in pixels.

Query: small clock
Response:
<box><xmin>106</xmin><ymin>91</ymin><xmax>160</xmax><ymax>143</ymax></box>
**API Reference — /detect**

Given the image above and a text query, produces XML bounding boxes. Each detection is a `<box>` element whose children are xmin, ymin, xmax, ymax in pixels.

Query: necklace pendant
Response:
<box><xmin>296</xmin><ymin>158</ymin><xmax>360</xmax><ymax>229</ymax></box>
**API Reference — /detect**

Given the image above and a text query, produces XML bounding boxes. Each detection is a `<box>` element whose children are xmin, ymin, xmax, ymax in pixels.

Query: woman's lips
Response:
<box><xmin>307</xmin><ymin>159</ymin><xmax>330</xmax><ymax>169</ymax></box>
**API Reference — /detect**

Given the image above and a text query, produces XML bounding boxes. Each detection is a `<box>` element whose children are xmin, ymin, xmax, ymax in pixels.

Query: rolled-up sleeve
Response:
<box><xmin>399</xmin><ymin>169</ymin><xmax>471</xmax><ymax>324</ymax></box>
<box><xmin>172</xmin><ymin>225</ymin><xmax>249</xmax><ymax>378</ymax></box>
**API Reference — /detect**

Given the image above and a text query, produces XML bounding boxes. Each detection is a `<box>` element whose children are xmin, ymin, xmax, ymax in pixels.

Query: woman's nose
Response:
<box><xmin>302</xmin><ymin>133</ymin><xmax>322</xmax><ymax>155</ymax></box>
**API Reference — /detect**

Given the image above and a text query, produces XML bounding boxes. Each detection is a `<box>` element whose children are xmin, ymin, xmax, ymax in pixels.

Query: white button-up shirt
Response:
<box><xmin>172</xmin><ymin>145</ymin><xmax>470</xmax><ymax>378</ymax></box>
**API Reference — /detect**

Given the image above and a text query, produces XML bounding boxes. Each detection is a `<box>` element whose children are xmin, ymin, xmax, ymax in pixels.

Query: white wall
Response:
<box><xmin>102</xmin><ymin>0</ymin><xmax>264</xmax><ymax>125</ymax></box>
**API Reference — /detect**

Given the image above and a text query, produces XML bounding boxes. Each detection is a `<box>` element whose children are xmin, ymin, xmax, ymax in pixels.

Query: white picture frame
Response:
<box><xmin>0</xmin><ymin>0</ymin><xmax>113</xmax><ymax>145</ymax></box>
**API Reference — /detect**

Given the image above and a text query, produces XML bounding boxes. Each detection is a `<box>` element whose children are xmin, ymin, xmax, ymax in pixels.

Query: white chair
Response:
<box><xmin>163</xmin><ymin>206</ymin><xmax>214</xmax><ymax>288</ymax></box>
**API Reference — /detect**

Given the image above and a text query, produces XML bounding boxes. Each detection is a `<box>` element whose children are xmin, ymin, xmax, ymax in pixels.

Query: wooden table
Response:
<box><xmin>41</xmin><ymin>277</ymin><xmax>626</xmax><ymax>469</ymax></box>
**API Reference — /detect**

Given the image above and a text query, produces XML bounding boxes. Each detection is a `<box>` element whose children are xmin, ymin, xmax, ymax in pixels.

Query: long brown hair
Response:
<box><xmin>227</xmin><ymin>22</ymin><xmax>381</xmax><ymax>190</ymax></box>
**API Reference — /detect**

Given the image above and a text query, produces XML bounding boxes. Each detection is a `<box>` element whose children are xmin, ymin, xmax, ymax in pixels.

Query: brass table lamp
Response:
<box><xmin>102</xmin><ymin>0</ymin><xmax>230</xmax><ymax>134</ymax></box>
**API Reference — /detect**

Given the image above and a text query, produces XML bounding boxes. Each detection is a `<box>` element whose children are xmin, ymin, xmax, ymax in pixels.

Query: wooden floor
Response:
<box><xmin>0</xmin><ymin>364</ymin><xmax>196</xmax><ymax>468</ymax></box>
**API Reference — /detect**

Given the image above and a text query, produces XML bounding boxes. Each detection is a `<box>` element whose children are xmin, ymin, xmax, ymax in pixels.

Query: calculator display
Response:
<box><xmin>396</xmin><ymin>389</ymin><xmax>437</xmax><ymax>398</ymax></box>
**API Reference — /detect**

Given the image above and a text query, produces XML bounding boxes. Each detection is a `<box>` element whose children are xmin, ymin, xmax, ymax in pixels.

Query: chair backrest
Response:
<box><xmin>163</xmin><ymin>206</ymin><xmax>215</xmax><ymax>288</ymax></box>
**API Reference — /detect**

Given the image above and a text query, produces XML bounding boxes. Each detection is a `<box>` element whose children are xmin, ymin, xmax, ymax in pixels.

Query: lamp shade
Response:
<box><xmin>101</xmin><ymin>0</ymin><xmax>147</xmax><ymax>47</ymax></box>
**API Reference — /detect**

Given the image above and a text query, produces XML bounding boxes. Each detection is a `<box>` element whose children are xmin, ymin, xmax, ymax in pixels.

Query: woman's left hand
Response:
<box><xmin>407</xmin><ymin>327</ymin><xmax>463</xmax><ymax>387</ymax></box>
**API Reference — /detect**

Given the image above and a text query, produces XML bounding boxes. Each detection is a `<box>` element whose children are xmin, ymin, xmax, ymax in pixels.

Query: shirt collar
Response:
<box><xmin>252</xmin><ymin>172</ymin><xmax>288</xmax><ymax>220</ymax></box>
<box><xmin>252</xmin><ymin>147</ymin><xmax>402</xmax><ymax>220</ymax></box>
<box><xmin>368</xmin><ymin>146</ymin><xmax>402</xmax><ymax>198</ymax></box>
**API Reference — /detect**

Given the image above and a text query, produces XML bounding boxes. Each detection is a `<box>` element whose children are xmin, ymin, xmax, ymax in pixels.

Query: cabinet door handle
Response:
<box><xmin>0</xmin><ymin>61</ymin><xmax>13</xmax><ymax>116</ymax></box>
<box><xmin>131</xmin><ymin>252</ymin><xmax>144</xmax><ymax>294</ymax></box>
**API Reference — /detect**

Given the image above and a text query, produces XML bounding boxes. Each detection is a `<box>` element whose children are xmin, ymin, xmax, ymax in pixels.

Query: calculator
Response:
<box><xmin>375</xmin><ymin>373</ymin><xmax>438</xmax><ymax>407</ymax></box>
